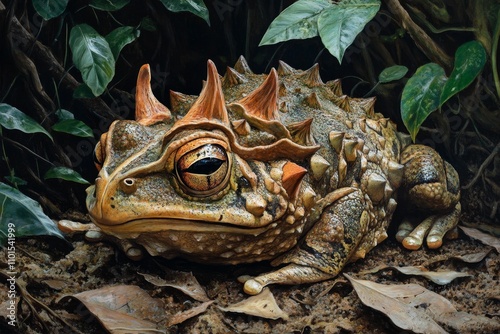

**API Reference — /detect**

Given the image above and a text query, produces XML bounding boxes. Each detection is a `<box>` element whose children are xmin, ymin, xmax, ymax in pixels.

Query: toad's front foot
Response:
<box><xmin>58</xmin><ymin>220</ymin><xmax>144</xmax><ymax>260</ymax></box>
<box><xmin>396</xmin><ymin>202</ymin><xmax>460</xmax><ymax>250</ymax></box>
<box><xmin>397</xmin><ymin>145</ymin><xmax>461</xmax><ymax>250</ymax></box>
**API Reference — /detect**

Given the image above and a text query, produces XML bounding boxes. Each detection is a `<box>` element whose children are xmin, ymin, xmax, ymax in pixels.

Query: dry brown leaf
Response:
<box><xmin>42</xmin><ymin>279</ymin><xmax>67</xmax><ymax>290</ymax></box>
<box><xmin>62</xmin><ymin>285</ymin><xmax>166</xmax><ymax>334</ymax></box>
<box><xmin>345</xmin><ymin>274</ymin><xmax>447</xmax><ymax>334</ymax></box>
<box><xmin>360</xmin><ymin>265</ymin><xmax>471</xmax><ymax>284</ymax></box>
<box><xmin>139</xmin><ymin>271</ymin><xmax>210</xmax><ymax>302</ymax></box>
<box><xmin>460</xmin><ymin>226</ymin><xmax>500</xmax><ymax>252</ymax></box>
<box><xmin>166</xmin><ymin>300</ymin><xmax>214</xmax><ymax>327</ymax></box>
<box><xmin>450</xmin><ymin>250</ymin><xmax>492</xmax><ymax>263</ymax></box>
<box><xmin>219</xmin><ymin>288</ymin><xmax>289</xmax><ymax>320</ymax></box>
<box><xmin>346</xmin><ymin>274</ymin><xmax>500</xmax><ymax>333</ymax></box>
<box><xmin>393</xmin><ymin>266</ymin><xmax>471</xmax><ymax>284</ymax></box>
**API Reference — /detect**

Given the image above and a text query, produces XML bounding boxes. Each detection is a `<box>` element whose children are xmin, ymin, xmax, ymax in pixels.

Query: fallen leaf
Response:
<box><xmin>345</xmin><ymin>274</ymin><xmax>447</xmax><ymax>334</ymax></box>
<box><xmin>60</xmin><ymin>285</ymin><xmax>166</xmax><ymax>333</ymax></box>
<box><xmin>139</xmin><ymin>271</ymin><xmax>210</xmax><ymax>302</ymax></box>
<box><xmin>346</xmin><ymin>274</ymin><xmax>500</xmax><ymax>333</ymax></box>
<box><xmin>360</xmin><ymin>265</ymin><xmax>471</xmax><ymax>284</ymax></box>
<box><xmin>450</xmin><ymin>250</ymin><xmax>492</xmax><ymax>263</ymax></box>
<box><xmin>460</xmin><ymin>226</ymin><xmax>500</xmax><ymax>252</ymax></box>
<box><xmin>42</xmin><ymin>279</ymin><xmax>67</xmax><ymax>290</ymax></box>
<box><xmin>167</xmin><ymin>300</ymin><xmax>214</xmax><ymax>327</ymax></box>
<box><xmin>219</xmin><ymin>288</ymin><xmax>289</xmax><ymax>320</ymax></box>
<box><xmin>392</xmin><ymin>266</ymin><xmax>471</xmax><ymax>285</ymax></box>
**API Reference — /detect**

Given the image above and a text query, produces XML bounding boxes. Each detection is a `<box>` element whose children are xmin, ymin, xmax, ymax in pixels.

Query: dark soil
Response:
<box><xmin>1</xmin><ymin>217</ymin><xmax>499</xmax><ymax>334</ymax></box>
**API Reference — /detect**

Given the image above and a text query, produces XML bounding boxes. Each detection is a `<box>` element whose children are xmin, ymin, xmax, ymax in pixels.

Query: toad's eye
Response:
<box><xmin>176</xmin><ymin>144</ymin><xmax>229</xmax><ymax>195</ymax></box>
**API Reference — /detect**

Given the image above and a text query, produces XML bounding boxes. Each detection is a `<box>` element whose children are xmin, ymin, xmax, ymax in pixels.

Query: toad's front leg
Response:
<box><xmin>242</xmin><ymin>187</ymin><xmax>373</xmax><ymax>295</ymax></box>
<box><xmin>396</xmin><ymin>144</ymin><xmax>461</xmax><ymax>250</ymax></box>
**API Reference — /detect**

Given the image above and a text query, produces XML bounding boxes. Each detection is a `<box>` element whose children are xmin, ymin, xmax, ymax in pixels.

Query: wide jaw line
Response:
<box><xmin>93</xmin><ymin>217</ymin><xmax>272</xmax><ymax>237</ymax></box>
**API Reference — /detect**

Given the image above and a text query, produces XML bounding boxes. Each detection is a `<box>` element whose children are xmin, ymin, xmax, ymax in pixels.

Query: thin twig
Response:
<box><xmin>462</xmin><ymin>143</ymin><xmax>500</xmax><ymax>190</ymax></box>
<box><xmin>384</xmin><ymin>0</ymin><xmax>453</xmax><ymax>71</ymax></box>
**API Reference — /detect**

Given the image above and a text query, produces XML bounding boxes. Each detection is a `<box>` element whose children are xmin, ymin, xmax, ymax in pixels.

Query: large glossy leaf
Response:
<box><xmin>318</xmin><ymin>0</ymin><xmax>380</xmax><ymax>62</ymax></box>
<box><xmin>259</xmin><ymin>0</ymin><xmax>332</xmax><ymax>46</ymax></box>
<box><xmin>440</xmin><ymin>41</ymin><xmax>487</xmax><ymax>106</ymax></box>
<box><xmin>379</xmin><ymin>65</ymin><xmax>408</xmax><ymax>83</ymax></box>
<box><xmin>69</xmin><ymin>24</ymin><xmax>115</xmax><ymax>96</ymax></box>
<box><xmin>0</xmin><ymin>182</ymin><xmax>65</xmax><ymax>246</ymax></box>
<box><xmin>32</xmin><ymin>0</ymin><xmax>69</xmax><ymax>20</ymax></box>
<box><xmin>401</xmin><ymin>63</ymin><xmax>447</xmax><ymax>142</ymax></box>
<box><xmin>105</xmin><ymin>26</ymin><xmax>140</xmax><ymax>60</ymax></box>
<box><xmin>0</xmin><ymin>103</ymin><xmax>53</xmax><ymax>140</ymax></box>
<box><xmin>89</xmin><ymin>0</ymin><xmax>131</xmax><ymax>11</ymax></box>
<box><xmin>52</xmin><ymin>119</ymin><xmax>94</xmax><ymax>138</ymax></box>
<box><xmin>159</xmin><ymin>0</ymin><xmax>210</xmax><ymax>25</ymax></box>
<box><xmin>44</xmin><ymin>167</ymin><xmax>90</xmax><ymax>184</ymax></box>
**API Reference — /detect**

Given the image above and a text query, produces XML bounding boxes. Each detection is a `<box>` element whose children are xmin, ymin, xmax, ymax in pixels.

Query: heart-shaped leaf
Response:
<box><xmin>0</xmin><ymin>103</ymin><xmax>53</xmax><ymax>140</ymax></box>
<box><xmin>105</xmin><ymin>26</ymin><xmax>140</xmax><ymax>60</ymax></box>
<box><xmin>379</xmin><ymin>65</ymin><xmax>408</xmax><ymax>83</ymax></box>
<box><xmin>52</xmin><ymin>119</ymin><xmax>93</xmax><ymax>138</ymax></box>
<box><xmin>159</xmin><ymin>0</ymin><xmax>210</xmax><ymax>25</ymax></box>
<box><xmin>32</xmin><ymin>0</ymin><xmax>69</xmax><ymax>20</ymax></box>
<box><xmin>69</xmin><ymin>24</ymin><xmax>115</xmax><ymax>97</ymax></box>
<box><xmin>440</xmin><ymin>41</ymin><xmax>487</xmax><ymax>106</ymax></box>
<box><xmin>0</xmin><ymin>182</ymin><xmax>65</xmax><ymax>246</ymax></box>
<box><xmin>401</xmin><ymin>63</ymin><xmax>447</xmax><ymax>141</ymax></box>
<box><xmin>44</xmin><ymin>167</ymin><xmax>90</xmax><ymax>184</ymax></box>
<box><xmin>259</xmin><ymin>0</ymin><xmax>332</xmax><ymax>46</ymax></box>
<box><xmin>318</xmin><ymin>0</ymin><xmax>381</xmax><ymax>62</ymax></box>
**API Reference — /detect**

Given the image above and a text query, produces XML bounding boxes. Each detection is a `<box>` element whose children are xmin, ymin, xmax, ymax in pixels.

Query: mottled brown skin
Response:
<box><xmin>61</xmin><ymin>58</ymin><xmax>461</xmax><ymax>294</ymax></box>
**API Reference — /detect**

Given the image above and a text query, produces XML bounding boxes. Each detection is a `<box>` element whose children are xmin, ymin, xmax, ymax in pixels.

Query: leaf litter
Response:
<box><xmin>345</xmin><ymin>274</ymin><xmax>500</xmax><ymax>333</ymax></box>
<box><xmin>360</xmin><ymin>264</ymin><xmax>471</xmax><ymax>284</ymax></box>
<box><xmin>139</xmin><ymin>270</ymin><xmax>210</xmax><ymax>302</ymax></box>
<box><xmin>460</xmin><ymin>226</ymin><xmax>500</xmax><ymax>252</ymax></box>
<box><xmin>59</xmin><ymin>285</ymin><xmax>166</xmax><ymax>333</ymax></box>
<box><xmin>219</xmin><ymin>287</ymin><xmax>289</xmax><ymax>320</ymax></box>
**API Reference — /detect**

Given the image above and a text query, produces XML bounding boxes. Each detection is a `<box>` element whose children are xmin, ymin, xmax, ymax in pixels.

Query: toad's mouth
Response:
<box><xmin>91</xmin><ymin>217</ymin><xmax>273</xmax><ymax>237</ymax></box>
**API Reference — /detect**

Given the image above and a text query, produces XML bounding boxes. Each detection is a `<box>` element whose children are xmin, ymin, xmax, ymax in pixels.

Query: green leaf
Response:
<box><xmin>32</xmin><ymin>0</ymin><xmax>69</xmax><ymax>20</ymax></box>
<box><xmin>259</xmin><ymin>0</ymin><xmax>332</xmax><ymax>46</ymax></box>
<box><xmin>0</xmin><ymin>182</ymin><xmax>65</xmax><ymax>246</ymax></box>
<box><xmin>440</xmin><ymin>41</ymin><xmax>487</xmax><ymax>106</ymax></box>
<box><xmin>379</xmin><ymin>65</ymin><xmax>408</xmax><ymax>83</ymax></box>
<box><xmin>55</xmin><ymin>109</ymin><xmax>75</xmax><ymax>120</ymax></box>
<box><xmin>89</xmin><ymin>0</ymin><xmax>131</xmax><ymax>11</ymax></box>
<box><xmin>69</xmin><ymin>24</ymin><xmax>115</xmax><ymax>97</ymax></box>
<box><xmin>73</xmin><ymin>84</ymin><xmax>96</xmax><ymax>98</ymax></box>
<box><xmin>159</xmin><ymin>0</ymin><xmax>210</xmax><ymax>25</ymax></box>
<box><xmin>318</xmin><ymin>0</ymin><xmax>381</xmax><ymax>62</ymax></box>
<box><xmin>139</xmin><ymin>17</ymin><xmax>157</xmax><ymax>32</ymax></box>
<box><xmin>401</xmin><ymin>63</ymin><xmax>447</xmax><ymax>142</ymax></box>
<box><xmin>0</xmin><ymin>103</ymin><xmax>53</xmax><ymax>140</ymax></box>
<box><xmin>4</xmin><ymin>176</ymin><xmax>27</xmax><ymax>187</ymax></box>
<box><xmin>52</xmin><ymin>119</ymin><xmax>94</xmax><ymax>138</ymax></box>
<box><xmin>105</xmin><ymin>26</ymin><xmax>140</xmax><ymax>60</ymax></box>
<box><xmin>44</xmin><ymin>167</ymin><xmax>90</xmax><ymax>184</ymax></box>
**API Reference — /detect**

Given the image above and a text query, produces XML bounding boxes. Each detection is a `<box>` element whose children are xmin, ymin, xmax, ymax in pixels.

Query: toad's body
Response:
<box><xmin>77</xmin><ymin>58</ymin><xmax>460</xmax><ymax>294</ymax></box>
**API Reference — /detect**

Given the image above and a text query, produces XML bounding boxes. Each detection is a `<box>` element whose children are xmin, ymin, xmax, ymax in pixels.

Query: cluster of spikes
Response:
<box><xmin>133</xmin><ymin>57</ymin><xmax>328</xmax><ymax>162</ymax></box>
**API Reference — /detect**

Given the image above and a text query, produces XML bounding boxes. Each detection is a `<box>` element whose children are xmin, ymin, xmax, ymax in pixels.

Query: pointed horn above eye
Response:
<box><xmin>237</xmin><ymin>68</ymin><xmax>279</xmax><ymax>121</ymax></box>
<box><xmin>282</xmin><ymin>161</ymin><xmax>307</xmax><ymax>201</ymax></box>
<box><xmin>135</xmin><ymin>64</ymin><xmax>171</xmax><ymax>125</ymax></box>
<box><xmin>179</xmin><ymin>60</ymin><xmax>229</xmax><ymax>125</ymax></box>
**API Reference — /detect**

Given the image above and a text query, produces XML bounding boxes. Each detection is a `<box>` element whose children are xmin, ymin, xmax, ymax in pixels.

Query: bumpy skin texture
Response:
<box><xmin>67</xmin><ymin>58</ymin><xmax>461</xmax><ymax>294</ymax></box>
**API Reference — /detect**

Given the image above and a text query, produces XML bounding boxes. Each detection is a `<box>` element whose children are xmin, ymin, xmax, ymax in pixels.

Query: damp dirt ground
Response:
<box><xmin>1</xmin><ymin>217</ymin><xmax>499</xmax><ymax>334</ymax></box>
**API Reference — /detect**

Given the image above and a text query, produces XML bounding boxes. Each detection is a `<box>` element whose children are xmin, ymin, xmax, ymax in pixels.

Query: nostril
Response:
<box><xmin>120</xmin><ymin>178</ymin><xmax>137</xmax><ymax>194</ymax></box>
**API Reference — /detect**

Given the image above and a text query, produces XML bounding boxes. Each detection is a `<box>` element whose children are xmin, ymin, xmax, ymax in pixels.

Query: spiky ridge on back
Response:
<box><xmin>134</xmin><ymin>57</ymin><xmax>402</xmax><ymax>192</ymax></box>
